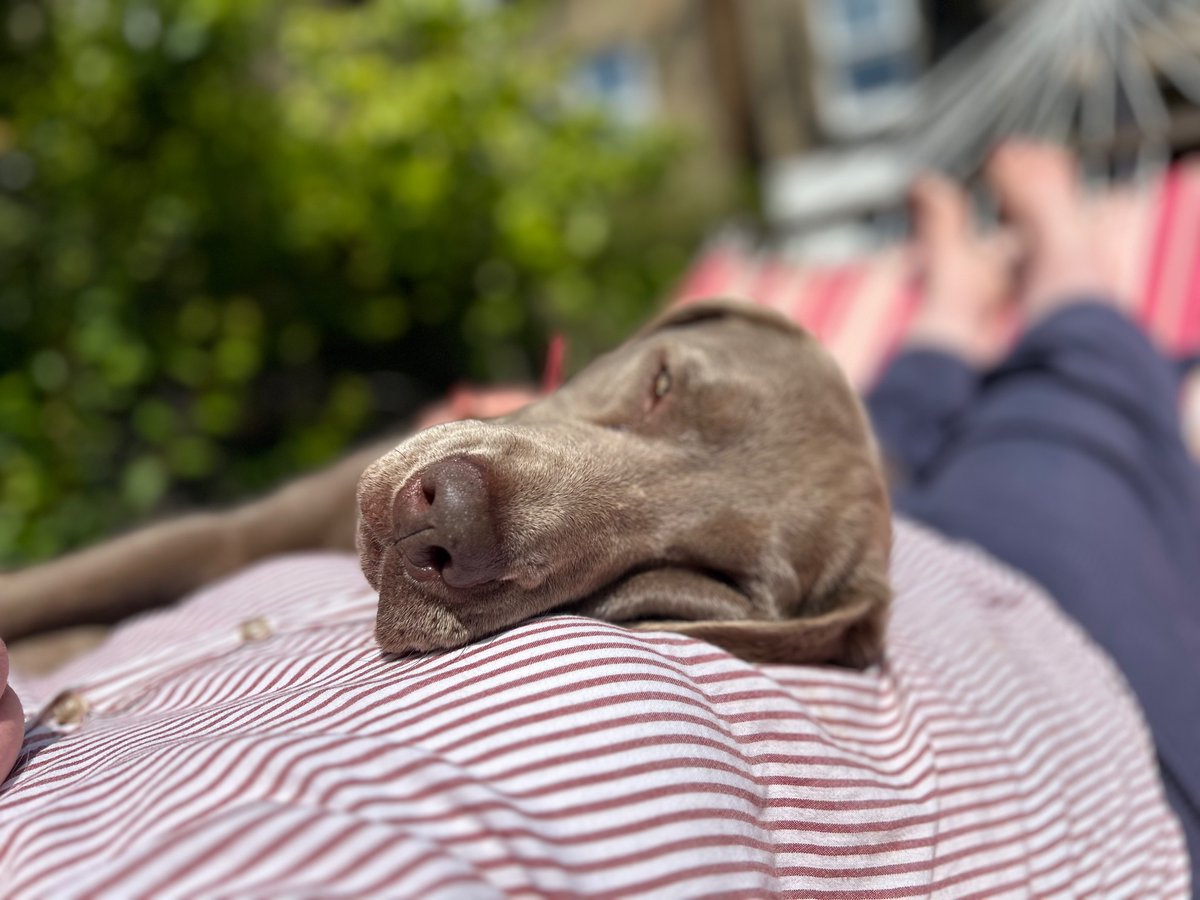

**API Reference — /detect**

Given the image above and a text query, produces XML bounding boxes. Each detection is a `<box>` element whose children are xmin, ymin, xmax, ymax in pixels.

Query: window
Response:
<box><xmin>804</xmin><ymin>0</ymin><xmax>924</xmax><ymax>138</ymax></box>
<box><xmin>848</xmin><ymin>53</ymin><xmax>916</xmax><ymax>93</ymax></box>
<box><xmin>572</xmin><ymin>45</ymin><xmax>658</xmax><ymax>127</ymax></box>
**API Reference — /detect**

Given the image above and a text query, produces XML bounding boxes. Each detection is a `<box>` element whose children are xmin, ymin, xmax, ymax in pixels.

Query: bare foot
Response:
<box><xmin>985</xmin><ymin>142</ymin><xmax>1121</xmax><ymax>320</ymax></box>
<box><xmin>904</xmin><ymin>173</ymin><xmax>1018</xmax><ymax>368</ymax></box>
<box><xmin>1084</xmin><ymin>187</ymin><xmax>1144</xmax><ymax>318</ymax></box>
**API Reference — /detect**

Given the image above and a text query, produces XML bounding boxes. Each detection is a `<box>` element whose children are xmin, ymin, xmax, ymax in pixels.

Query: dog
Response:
<box><xmin>0</xmin><ymin>301</ymin><xmax>891</xmax><ymax>670</ymax></box>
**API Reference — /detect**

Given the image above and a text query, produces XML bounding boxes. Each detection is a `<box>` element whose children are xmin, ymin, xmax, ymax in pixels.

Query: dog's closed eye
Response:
<box><xmin>652</xmin><ymin>364</ymin><xmax>672</xmax><ymax>401</ymax></box>
<box><xmin>648</xmin><ymin>362</ymin><xmax>673</xmax><ymax>414</ymax></box>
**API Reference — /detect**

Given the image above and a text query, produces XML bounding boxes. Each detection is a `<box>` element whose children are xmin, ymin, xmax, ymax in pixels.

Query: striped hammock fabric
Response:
<box><xmin>2</xmin><ymin>521</ymin><xmax>1187</xmax><ymax>897</ymax></box>
<box><xmin>675</xmin><ymin>159</ymin><xmax>1200</xmax><ymax>389</ymax></box>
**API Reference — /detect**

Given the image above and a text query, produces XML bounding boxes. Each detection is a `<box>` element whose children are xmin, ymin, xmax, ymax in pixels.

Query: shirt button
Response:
<box><xmin>238</xmin><ymin>617</ymin><xmax>273</xmax><ymax>642</ymax></box>
<box><xmin>49</xmin><ymin>691</ymin><xmax>90</xmax><ymax>727</ymax></box>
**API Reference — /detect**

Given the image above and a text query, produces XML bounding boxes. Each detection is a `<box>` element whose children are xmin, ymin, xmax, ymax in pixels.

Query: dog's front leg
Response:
<box><xmin>0</xmin><ymin>510</ymin><xmax>256</xmax><ymax>641</ymax></box>
<box><xmin>0</xmin><ymin>438</ymin><xmax>397</xmax><ymax>644</ymax></box>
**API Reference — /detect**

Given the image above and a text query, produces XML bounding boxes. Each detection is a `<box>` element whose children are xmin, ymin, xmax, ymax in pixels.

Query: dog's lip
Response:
<box><xmin>497</xmin><ymin>558</ymin><xmax>551</xmax><ymax>591</ymax></box>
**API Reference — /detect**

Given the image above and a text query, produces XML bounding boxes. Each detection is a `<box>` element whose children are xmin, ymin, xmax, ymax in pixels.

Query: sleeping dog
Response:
<box><xmin>0</xmin><ymin>301</ymin><xmax>891</xmax><ymax>669</ymax></box>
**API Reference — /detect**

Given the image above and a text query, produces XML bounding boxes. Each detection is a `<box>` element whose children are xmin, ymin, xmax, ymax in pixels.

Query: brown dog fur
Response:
<box><xmin>1</xmin><ymin>301</ymin><xmax>891</xmax><ymax>670</ymax></box>
<box><xmin>359</xmin><ymin>301</ymin><xmax>891</xmax><ymax>666</ymax></box>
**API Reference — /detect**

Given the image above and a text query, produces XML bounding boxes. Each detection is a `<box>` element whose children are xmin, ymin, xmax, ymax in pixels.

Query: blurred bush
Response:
<box><xmin>0</xmin><ymin>0</ymin><xmax>701</xmax><ymax>564</ymax></box>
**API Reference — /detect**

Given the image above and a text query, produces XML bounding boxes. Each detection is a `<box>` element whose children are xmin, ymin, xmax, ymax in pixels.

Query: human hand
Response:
<box><xmin>0</xmin><ymin>639</ymin><xmax>24</xmax><ymax>783</ymax></box>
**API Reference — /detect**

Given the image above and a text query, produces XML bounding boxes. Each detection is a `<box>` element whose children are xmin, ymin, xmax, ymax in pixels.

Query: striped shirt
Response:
<box><xmin>1</xmin><ymin>519</ymin><xmax>1188</xmax><ymax>898</ymax></box>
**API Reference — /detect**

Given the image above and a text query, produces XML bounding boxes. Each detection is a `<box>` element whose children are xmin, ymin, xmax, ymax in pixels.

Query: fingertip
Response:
<box><xmin>0</xmin><ymin>686</ymin><xmax>24</xmax><ymax>784</ymax></box>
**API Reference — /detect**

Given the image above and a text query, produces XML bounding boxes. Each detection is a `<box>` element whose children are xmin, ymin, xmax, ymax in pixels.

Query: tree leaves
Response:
<box><xmin>0</xmin><ymin>0</ymin><xmax>700</xmax><ymax>563</ymax></box>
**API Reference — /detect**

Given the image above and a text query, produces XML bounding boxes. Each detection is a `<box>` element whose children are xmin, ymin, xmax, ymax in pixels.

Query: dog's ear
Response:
<box><xmin>569</xmin><ymin>568</ymin><xmax>753</xmax><ymax>627</ymax></box>
<box><xmin>633</xmin><ymin>571</ymin><xmax>889</xmax><ymax>669</ymax></box>
<box><xmin>573</xmin><ymin>565</ymin><xmax>889</xmax><ymax>668</ymax></box>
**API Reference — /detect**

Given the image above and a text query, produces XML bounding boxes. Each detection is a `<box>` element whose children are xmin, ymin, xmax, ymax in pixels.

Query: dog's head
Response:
<box><xmin>357</xmin><ymin>300</ymin><xmax>891</xmax><ymax>666</ymax></box>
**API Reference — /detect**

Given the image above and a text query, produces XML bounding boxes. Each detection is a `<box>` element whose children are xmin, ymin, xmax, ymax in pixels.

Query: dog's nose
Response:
<box><xmin>393</xmin><ymin>457</ymin><xmax>504</xmax><ymax>589</ymax></box>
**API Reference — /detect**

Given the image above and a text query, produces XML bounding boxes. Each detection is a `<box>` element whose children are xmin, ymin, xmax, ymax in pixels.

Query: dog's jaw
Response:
<box><xmin>357</xmin><ymin>423</ymin><xmax>483</xmax><ymax>654</ymax></box>
<box><xmin>357</xmin><ymin>418</ymin><xmax>632</xmax><ymax>654</ymax></box>
<box><xmin>371</xmin><ymin>563</ymin><xmax>471</xmax><ymax>654</ymax></box>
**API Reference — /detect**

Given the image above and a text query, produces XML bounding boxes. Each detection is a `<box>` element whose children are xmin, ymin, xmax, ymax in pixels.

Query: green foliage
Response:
<box><xmin>0</xmin><ymin>0</ymin><xmax>699</xmax><ymax>564</ymax></box>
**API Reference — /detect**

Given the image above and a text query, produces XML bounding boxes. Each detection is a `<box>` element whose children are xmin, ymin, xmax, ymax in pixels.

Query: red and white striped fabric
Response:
<box><xmin>675</xmin><ymin>158</ymin><xmax>1200</xmax><ymax>389</ymax></box>
<box><xmin>1</xmin><ymin>521</ymin><xmax>1188</xmax><ymax>898</ymax></box>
